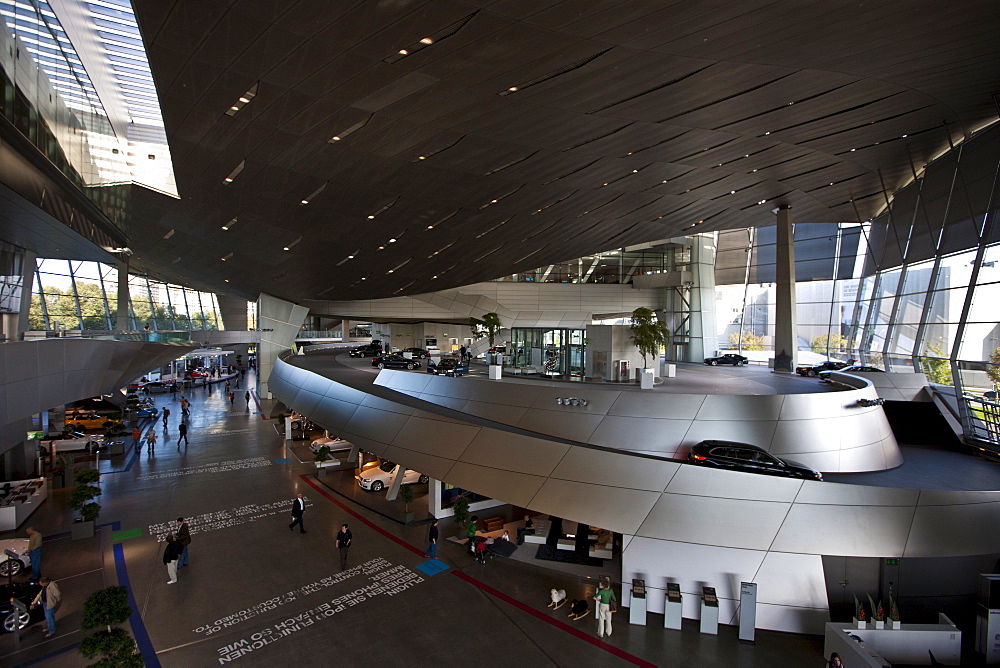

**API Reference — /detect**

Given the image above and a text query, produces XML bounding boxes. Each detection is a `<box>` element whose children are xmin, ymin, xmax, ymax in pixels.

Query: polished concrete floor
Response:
<box><xmin>0</xmin><ymin>371</ymin><xmax>835</xmax><ymax>667</ymax></box>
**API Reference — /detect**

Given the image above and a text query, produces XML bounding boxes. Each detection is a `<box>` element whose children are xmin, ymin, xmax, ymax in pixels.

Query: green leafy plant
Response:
<box><xmin>854</xmin><ymin>594</ymin><xmax>866</xmax><ymax>621</ymax></box>
<box><xmin>988</xmin><ymin>346</ymin><xmax>1000</xmax><ymax>391</ymax></box>
<box><xmin>80</xmin><ymin>585</ymin><xmax>142</xmax><ymax>666</ymax></box>
<box><xmin>889</xmin><ymin>595</ymin><xmax>900</xmax><ymax>622</ymax></box>
<box><xmin>810</xmin><ymin>333</ymin><xmax>850</xmax><ymax>355</ymax></box>
<box><xmin>728</xmin><ymin>331</ymin><xmax>765</xmax><ymax>351</ymax></box>
<box><xmin>867</xmin><ymin>594</ymin><xmax>884</xmax><ymax>621</ymax></box>
<box><xmin>919</xmin><ymin>342</ymin><xmax>953</xmax><ymax>385</ymax></box>
<box><xmin>452</xmin><ymin>495</ymin><xmax>470</xmax><ymax>536</ymax></box>
<box><xmin>313</xmin><ymin>445</ymin><xmax>331</xmax><ymax>463</ymax></box>
<box><xmin>398</xmin><ymin>483</ymin><xmax>414</xmax><ymax>513</ymax></box>
<box><xmin>70</xmin><ymin>469</ymin><xmax>102</xmax><ymax>523</ymax></box>
<box><xmin>629</xmin><ymin>307</ymin><xmax>671</xmax><ymax>368</ymax></box>
<box><xmin>469</xmin><ymin>312</ymin><xmax>503</xmax><ymax>349</ymax></box>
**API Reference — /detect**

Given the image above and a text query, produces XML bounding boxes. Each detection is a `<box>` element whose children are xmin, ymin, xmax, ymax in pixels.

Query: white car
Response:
<box><xmin>356</xmin><ymin>461</ymin><xmax>428</xmax><ymax>492</ymax></box>
<box><xmin>309</xmin><ymin>437</ymin><xmax>354</xmax><ymax>454</ymax></box>
<box><xmin>39</xmin><ymin>431</ymin><xmax>102</xmax><ymax>455</ymax></box>
<box><xmin>0</xmin><ymin>539</ymin><xmax>30</xmax><ymax>577</ymax></box>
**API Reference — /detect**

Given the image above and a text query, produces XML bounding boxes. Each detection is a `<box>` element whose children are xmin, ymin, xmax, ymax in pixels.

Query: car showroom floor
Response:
<box><xmin>0</xmin><ymin>371</ymin><xmax>839</xmax><ymax>667</ymax></box>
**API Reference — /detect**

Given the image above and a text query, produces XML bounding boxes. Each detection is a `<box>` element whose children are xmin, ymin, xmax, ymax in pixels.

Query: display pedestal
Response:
<box><xmin>639</xmin><ymin>369</ymin><xmax>654</xmax><ymax>389</ymax></box>
<box><xmin>629</xmin><ymin>579</ymin><xmax>647</xmax><ymax>626</ymax></box>
<box><xmin>664</xmin><ymin>584</ymin><xmax>683</xmax><ymax>630</ymax></box>
<box><xmin>488</xmin><ymin>365</ymin><xmax>502</xmax><ymax>380</ymax></box>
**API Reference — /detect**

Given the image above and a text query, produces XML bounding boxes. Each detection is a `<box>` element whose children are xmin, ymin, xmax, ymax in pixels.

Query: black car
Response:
<box><xmin>426</xmin><ymin>358</ymin><xmax>469</xmax><ymax>376</ymax></box>
<box><xmin>1</xmin><ymin>582</ymin><xmax>44</xmax><ymax>632</ymax></box>
<box><xmin>795</xmin><ymin>360</ymin><xmax>850</xmax><ymax>377</ymax></box>
<box><xmin>372</xmin><ymin>354</ymin><xmax>421</xmax><ymax>370</ymax></box>
<box><xmin>400</xmin><ymin>347</ymin><xmax>430</xmax><ymax>359</ymax></box>
<box><xmin>689</xmin><ymin>440</ymin><xmax>823</xmax><ymax>481</ymax></box>
<box><xmin>818</xmin><ymin>365</ymin><xmax>883</xmax><ymax>380</ymax></box>
<box><xmin>704</xmin><ymin>353</ymin><xmax>748</xmax><ymax>366</ymax></box>
<box><xmin>349</xmin><ymin>343</ymin><xmax>383</xmax><ymax>358</ymax></box>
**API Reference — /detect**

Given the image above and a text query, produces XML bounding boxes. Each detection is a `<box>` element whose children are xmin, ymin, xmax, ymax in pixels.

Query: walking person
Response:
<box><xmin>228</xmin><ymin>391</ymin><xmax>235</xmax><ymax>405</ymax></box>
<box><xmin>336</xmin><ymin>523</ymin><xmax>353</xmax><ymax>570</ymax></box>
<box><xmin>177</xmin><ymin>421</ymin><xmax>188</xmax><ymax>446</ymax></box>
<box><xmin>244</xmin><ymin>391</ymin><xmax>251</xmax><ymax>408</ymax></box>
<box><xmin>175</xmin><ymin>518</ymin><xmax>191</xmax><ymax>568</ymax></box>
<box><xmin>425</xmin><ymin>519</ymin><xmax>439</xmax><ymax>559</ymax></box>
<box><xmin>594</xmin><ymin>578</ymin><xmax>617</xmax><ymax>638</ymax></box>
<box><xmin>163</xmin><ymin>535</ymin><xmax>182</xmax><ymax>584</ymax></box>
<box><xmin>225</xmin><ymin>380</ymin><xmax>230</xmax><ymax>392</ymax></box>
<box><xmin>288</xmin><ymin>492</ymin><xmax>306</xmax><ymax>533</ymax></box>
<box><xmin>26</xmin><ymin>526</ymin><xmax>42</xmax><ymax>580</ymax></box>
<box><xmin>162</xmin><ymin>406</ymin><xmax>170</xmax><ymax>429</ymax></box>
<box><xmin>131</xmin><ymin>426</ymin><xmax>142</xmax><ymax>450</ymax></box>
<box><xmin>30</xmin><ymin>577</ymin><xmax>61</xmax><ymax>637</ymax></box>
<box><xmin>146</xmin><ymin>429</ymin><xmax>156</xmax><ymax>454</ymax></box>
<box><xmin>460</xmin><ymin>345</ymin><xmax>467</xmax><ymax>361</ymax></box>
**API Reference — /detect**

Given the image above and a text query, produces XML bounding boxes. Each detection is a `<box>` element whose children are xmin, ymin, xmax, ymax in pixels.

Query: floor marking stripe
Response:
<box><xmin>110</xmin><ymin>520</ymin><xmax>160</xmax><ymax>668</ymax></box>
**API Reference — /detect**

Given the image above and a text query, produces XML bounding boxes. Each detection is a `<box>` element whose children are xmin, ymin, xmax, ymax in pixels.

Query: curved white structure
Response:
<box><xmin>269</xmin><ymin>352</ymin><xmax>1000</xmax><ymax>635</ymax></box>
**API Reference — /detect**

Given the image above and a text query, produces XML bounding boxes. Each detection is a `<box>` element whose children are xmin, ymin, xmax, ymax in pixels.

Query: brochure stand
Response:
<box><xmin>664</xmin><ymin>582</ymin><xmax>683</xmax><ymax>630</ymax></box>
<box><xmin>629</xmin><ymin>579</ymin><xmax>647</xmax><ymax>626</ymax></box>
<box><xmin>700</xmin><ymin>586</ymin><xmax>719</xmax><ymax>635</ymax></box>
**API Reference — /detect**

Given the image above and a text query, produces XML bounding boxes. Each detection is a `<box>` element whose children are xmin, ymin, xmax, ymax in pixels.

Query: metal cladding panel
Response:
<box><xmin>515</xmin><ymin>408</ymin><xmax>604</xmax><ymax>443</ymax></box>
<box><xmin>360</xmin><ymin>393</ymin><xmax>416</xmax><ymax>417</ymax></box>
<box><xmin>35</xmin><ymin>342</ymin><xmax>67</xmax><ymax>377</ymax></box>
<box><xmin>461</xmin><ymin>400</ymin><xmax>529</xmax><ymax>424</ymax></box>
<box><xmin>379</xmin><ymin>446</ymin><xmax>456</xmax><ymax>482</ymax></box>
<box><xmin>459</xmin><ymin>380</ymin><xmax>542</xmax><ymax>408</ymax></box>
<box><xmin>289</xmin><ymin>388</ymin><xmax>324</xmax><ymax>418</ymax></box>
<box><xmin>904</xmin><ymin>502</ymin><xmax>1000</xmax><ymax>558</ymax></box>
<box><xmin>416</xmin><ymin>375</ymin><xmax>482</xmax><ymax>401</ymax></box>
<box><xmin>621</xmin><ymin>536</ymin><xmax>766</xmax><ymax>615</ymax></box>
<box><xmin>770</xmin><ymin>504</ymin><xmax>914</xmax><ymax>557</ymax></box>
<box><xmin>835</xmin><ymin>441</ymin><xmax>889</xmax><ymax>473</ymax></box>
<box><xmin>777</xmin><ymin>392</ymin><xmax>855</xmax><ymax>420</ymax></box>
<box><xmin>918</xmin><ymin>490</ymin><xmax>1000</xmax><ymax>505</ymax></box>
<box><xmin>665</xmin><ymin>464</ymin><xmax>802</xmax><ymax>503</ymax></box>
<box><xmin>550</xmin><ymin>447</ymin><xmax>680</xmax><ymax>492</ymax></box>
<box><xmin>391</xmin><ymin>414</ymin><xmax>480</xmax><ymax>460</ymax></box>
<box><xmin>307</xmin><ymin>395</ymin><xmax>361</xmax><ymax>432</ymax></box>
<box><xmin>446</xmin><ymin>462</ymin><xmax>547</xmax><ymax>508</ymax></box>
<box><xmin>695</xmin><ymin>393</ymin><xmax>785</xmax><ymax>421</ymax></box>
<box><xmin>587</xmin><ymin>415</ymin><xmax>691</xmax><ymax>454</ymax></box>
<box><xmin>5</xmin><ymin>378</ymin><xmax>40</xmax><ymax>420</ymax></box>
<box><xmin>374</xmin><ymin>369</ymin><xmax>432</xmax><ymax>394</ymax></box>
<box><xmin>344</xmin><ymin>406</ymin><xmax>411</xmax><ymax>446</ymax></box>
<box><xmin>755</xmin><ymin>603</ymin><xmax>831</xmax><ymax>637</ymax></box>
<box><xmin>459</xmin><ymin>430</ymin><xmax>570</xmax><ymax>476</ymax></box>
<box><xmin>529</xmin><ymin>478</ymin><xmax>660</xmax><ymax>536</ymax></box>
<box><xmin>637</xmin><ymin>494</ymin><xmax>791</xmax><ymax>551</ymax></box>
<box><xmin>318</xmin><ymin>378</ymin><xmax>370</xmax><ymax>407</ymax></box>
<box><xmin>526</xmin><ymin>386</ymin><xmax>621</xmax><ymax>414</ymax></box>
<box><xmin>795</xmin><ymin>481</ymin><xmax>919</xmax><ymax>507</ymax></box>
<box><xmin>753</xmin><ymin>552</ymin><xmax>829</xmax><ymax>611</ymax></box>
<box><xmin>680</xmin><ymin>419</ymin><xmax>779</xmax><ymax>452</ymax></box>
<box><xmin>418</xmin><ymin>394</ymin><xmax>468</xmax><ymax>411</ymax></box>
<box><xmin>607</xmin><ymin>392</ymin><xmax>708</xmax><ymax>419</ymax></box>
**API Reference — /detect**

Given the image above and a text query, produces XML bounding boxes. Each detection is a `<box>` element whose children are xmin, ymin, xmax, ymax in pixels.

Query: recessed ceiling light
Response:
<box><xmin>230</xmin><ymin>106</ymin><xmax>239</xmax><ymax>111</ymax></box>
<box><xmin>491</xmin><ymin>199</ymin><xmax>498</xmax><ymax>203</ymax></box>
<box><xmin>368</xmin><ymin>215</ymin><xmax>375</xmax><ymax>219</ymax></box>
<box><xmin>221</xmin><ymin>217</ymin><xmax>237</xmax><ymax>231</ymax></box>
<box><xmin>331</xmin><ymin>136</ymin><xmax>341</xmax><ymax>141</ymax></box>
<box><xmin>300</xmin><ymin>200</ymin><xmax>309</xmax><ymax>205</ymax></box>
<box><xmin>348</xmin><ymin>255</ymin><xmax>354</xmax><ymax>259</ymax></box>
<box><xmin>224</xmin><ymin>279</ymin><xmax>229</xmax><ymax>283</ymax></box>
<box><xmin>398</xmin><ymin>49</ymin><xmax>408</xmax><ymax>55</ymax></box>
<box><xmin>420</xmin><ymin>37</ymin><xmax>433</xmax><ymax>44</ymax></box>
<box><xmin>361</xmin><ymin>277</ymin><xmax>366</xmax><ymax>280</ymax></box>
<box><xmin>224</xmin><ymin>177</ymin><xmax>233</xmax><ymax>183</ymax></box>
<box><xmin>851</xmin><ymin>148</ymin><xmax>856</xmax><ymax>151</ymax></box>
<box><xmin>432</xmin><ymin>275</ymin><xmax>438</xmax><ymax>279</ymax></box>
<box><xmin>418</xmin><ymin>156</ymin><xmax>426</xmax><ymax>160</ymax></box>
<box><xmin>238</xmin><ymin>97</ymin><xmax>250</xmax><ymax>103</ymax></box>
<box><xmin>752</xmin><ymin>169</ymin><xmax>757</xmax><ymax>172</ymax></box>
<box><xmin>283</xmin><ymin>236</ymin><xmax>302</xmax><ymax>251</ymax></box>
<box><xmin>387</xmin><ymin>270</ymin><xmax>394</xmax><ymax>274</ymax></box>
<box><xmin>163</xmin><ymin>229</ymin><xmax>175</xmax><ymax>239</ymax></box>
<box><xmin>758</xmin><ymin>200</ymin><xmax>766</xmax><ymax>205</ymax></box>
<box><xmin>764</xmin><ymin>131</ymin><xmax>770</xmax><ymax>135</ymax></box>
<box><xmin>221</xmin><ymin>252</ymin><xmax>233</xmax><ymax>261</ymax></box>
<box><xmin>389</xmin><ymin>238</ymin><xmax>397</xmax><ymax>243</ymax></box>
<box><xmin>378</xmin><ymin>246</ymin><xmax>385</xmax><ymax>250</ymax></box>
<box><xmin>223</xmin><ymin>160</ymin><xmax>245</xmax><ymax>184</ymax></box>
<box><xmin>632</xmin><ymin>169</ymin><xmax>638</xmax><ymax>173</ymax></box>
<box><xmin>730</xmin><ymin>190</ymin><xmax>736</xmax><ymax>194</ymax></box>
<box><xmin>426</xmin><ymin>225</ymin><xmax>434</xmax><ymax>229</ymax></box>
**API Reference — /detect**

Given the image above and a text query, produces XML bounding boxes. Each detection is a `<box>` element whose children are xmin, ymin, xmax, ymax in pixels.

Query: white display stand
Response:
<box><xmin>0</xmin><ymin>478</ymin><xmax>47</xmax><ymax>531</ymax></box>
<box><xmin>739</xmin><ymin>582</ymin><xmax>757</xmax><ymax>642</ymax></box>
<box><xmin>664</xmin><ymin>585</ymin><xmax>683</xmax><ymax>630</ymax></box>
<box><xmin>824</xmin><ymin>616</ymin><xmax>961</xmax><ymax>666</ymax></box>
<box><xmin>629</xmin><ymin>579</ymin><xmax>647</xmax><ymax>626</ymax></box>
<box><xmin>640</xmin><ymin>368</ymin><xmax>654</xmax><ymax>389</ymax></box>
<box><xmin>664</xmin><ymin>363</ymin><xmax>677</xmax><ymax>378</ymax></box>
<box><xmin>488</xmin><ymin>365</ymin><xmax>502</xmax><ymax>380</ymax></box>
<box><xmin>700</xmin><ymin>586</ymin><xmax>719</xmax><ymax>635</ymax></box>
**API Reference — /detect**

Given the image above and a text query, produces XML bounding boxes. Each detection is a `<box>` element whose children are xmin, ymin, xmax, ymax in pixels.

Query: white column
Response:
<box><xmin>684</xmin><ymin>233</ymin><xmax>718</xmax><ymax>362</ymax></box>
<box><xmin>773</xmin><ymin>207</ymin><xmax>797</xmax><ymax>372</ymax></box>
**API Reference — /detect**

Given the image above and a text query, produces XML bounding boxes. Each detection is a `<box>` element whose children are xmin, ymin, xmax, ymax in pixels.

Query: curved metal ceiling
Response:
<box><xmin>126</xmin><ymin>0</ymin><xmax>1000</xmax><ymax>302</ymax></box>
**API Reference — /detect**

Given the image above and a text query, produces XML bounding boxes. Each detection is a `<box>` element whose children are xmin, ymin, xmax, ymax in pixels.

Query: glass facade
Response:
<box><xmin>509</xmin><ymin>327</ymin><xmax>586</xmax><ymax>377</ymax></box>
<box><xmin>29</xmin><ymin>258</ymin><xmax>222</xmax><ymax>331</ymax></box>
<box><xmin>494</xmin><ymin>242</ymin><xmax>689</xmax><ymax>285</ymax></box>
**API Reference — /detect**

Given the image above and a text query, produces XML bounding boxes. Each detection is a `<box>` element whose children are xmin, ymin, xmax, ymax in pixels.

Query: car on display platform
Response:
<box><xmin>399</xmin><ymin>347</ymin><xmax>430</xmax><ymax>359</ymax></box>
<box><xmin>64</xmin><ymin>413</ymin><xmax>108</xmax><ymax>431</ymax></box>
<box><xmin>357</xmin><ymin>461</ymin><xmax>428</xmax><ymax>492</ymax></box>
<box><xmin>141</xmin><ymin>381</ymin><xmax>177</xmax><ymax>394</ymax></box>
<box><xmin>135</xmin><ymin>405</ymin><xmax>159</xmax><ymax>418</ymax></box>
<box><xmin>0</xmin><ymin>538</ymin><xmax>30</xmax><ymax>577</ymax></box>
<box><xmin>818</xmin><ymin>365</ymin><xmax>884</xmax><ymax>381</ymax></box>
<box><xmin>703</xmin><ymin>353</ymin><xmax>749</xmax><ymax>366</ymax></box>
<box><xmin>39</xmin><ymin>431</ymin><xmax>102</xmax><ymax>455</ymax></box>
<box><xmin>309</xmin><ymin>436</ymin><xmax>354</xmax><ymax>454</ymax></box>
<box><xmin>426</xmin><ymin>358</ymin><xmax>469</xmax><ymax>376</ymax></box>
<box><xmin>1</xmin><ymin>582</ymin><xmax>45</xmax><ymax>632</ymax></box>
<box><xmin>185</xmin><ymin>369</ymin><xmax>209</xmax><ymax>379</ymax></box>
<box><xmin>372</xmin><ymin>354</ymin><xmax>421</xmax><ymax>370</ymax></box>
<box><xmin>348</xmin><ymin>342</ymin><xmax>383</xmax><ymax>358</ymax></box>
<box><xmin>795</xmin><ymin>360</ymin><xmax>851</xmax><ymax>377</ymax></box>
<box><xmin>688</xmin><ymin>440</ymin><xmax>823</xmax><ymax>481</ymax></box>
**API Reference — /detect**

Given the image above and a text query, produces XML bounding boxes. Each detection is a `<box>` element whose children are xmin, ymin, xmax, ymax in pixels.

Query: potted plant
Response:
<box><xmin>314</xmin><ymin>446</ymin><xmax>332</xmax><ymax>476</ymax></box>
<box><xmin>399</xmin><ymin>483</ymin><xmax>414</xmax><ymax>524</ymax></box>
<box><xmin>452</xmin><ymin>494</ymin><xmax>470</xmax><ymax>539</ymax></box>
<box><xmin>70</xmin><ymin>469</ymin><xmax>101</xmax><ymax>540</ymax></box>
<box><xmin>853</xmin><ymin>594</ymin><xmax>867</xmax><ymax>629</ymax></box>
<box><xmin>470</xmin><ymin>312</ymin><xmax>504</xmax><ymax>378</ymax></box>
<box><xmin>79</xmin><ymin>585</ymin><xmax>142</xmax><ymax>666</ymax></box>
<box><xmin>103</xmin><ymin>418</ymin><xmax>127</xmax><ymax>456</ymax></box>
<box><xmin>629</xmin><ymin>307</ymin><xmax>671</xmax><ymax>389</ymax></box>
<box><xmin>889</xmin><ymin>595</ymin><xmax>901</xmax><ymax>629</ymax></box>
<box><xmin>868</xmin><ymin>594</ymin><xmax>885</xmax><ymax>629</ymax></box>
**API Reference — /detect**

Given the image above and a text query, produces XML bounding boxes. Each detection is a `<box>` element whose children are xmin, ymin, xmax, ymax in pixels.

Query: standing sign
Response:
<box><xmin>739</xmin><ymin>582</ymin><xmax>757</xmax><ymax>643</ymax></box>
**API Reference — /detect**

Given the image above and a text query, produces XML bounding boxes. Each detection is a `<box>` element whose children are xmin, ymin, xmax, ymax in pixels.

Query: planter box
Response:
<box><xmin>488</xmin><ymin>365</ymin><xmax>502</xmax><ymax>380</ymax></box>
<box><xmin>853</xmin><ymin>618</ymin><xmax>867</xmax><ymax>629</ymax></box>
<box><xmin>890</xmin><ymin>620</ymin><xmax>901</xmax><ymax>629</ymax></box>
<box><xmin>874</xmin><ymin>620</ymin><xmax>885</xmax><ymax>629</ymax></box>
<box><xmin>402</xmin><ymin>511</ymin><xmax>414</xmax><ymax>524</ymax></box>
<box><xmin>71</xmin><ymin>520</ymin><xmax>94</xmax><ymax>540</ymax></box>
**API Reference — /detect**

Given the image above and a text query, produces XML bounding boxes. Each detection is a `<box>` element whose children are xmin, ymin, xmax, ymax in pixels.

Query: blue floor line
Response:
<box><xmin>111</xmin><ymin>520</ymin><xmax>160</xmax><ymax>667</ymax></box>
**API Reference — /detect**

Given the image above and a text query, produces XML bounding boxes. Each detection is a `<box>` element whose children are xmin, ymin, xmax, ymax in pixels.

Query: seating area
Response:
<box><xmin>522</xmin><ymin>518</ymin><xmax>551</xmax><ymax>544</ymax></box>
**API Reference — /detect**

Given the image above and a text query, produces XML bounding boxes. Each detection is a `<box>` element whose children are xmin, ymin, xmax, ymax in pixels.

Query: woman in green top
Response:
<box><xmin>594</xmin><ymin>580</ymin><xmax>617</xmax><ymax>638</ymax></box>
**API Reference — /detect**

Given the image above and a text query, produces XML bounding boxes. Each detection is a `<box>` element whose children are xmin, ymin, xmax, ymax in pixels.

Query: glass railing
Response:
<box><xmin>22</xmin><ymin>330</ymin><xmax>193</xmax><ymax>344</ymax></box>
<box><xmin>296</xmin><ymin>330</ymin><xmax>343</xmax><ymax>339</ymax></box>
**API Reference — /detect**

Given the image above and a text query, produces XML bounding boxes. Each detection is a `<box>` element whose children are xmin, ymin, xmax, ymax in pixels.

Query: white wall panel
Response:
<box><xmin>460</xmin><ymin>430</ymin><xmax>570</xmax><ymax>476</ymax></box>
<box><xmin>664</xmin><ymin>464</ymin><xmax>803</xmax><ymax>502</ymax></box>
<box><xmin>637</xmin><ymin>494</ymin><xmax>791</xmax><ymax>551</ymax></box>
<box><xmin>696</xmin><ymin>394</ymin><xmax>785</xmax><ymax>421</ymax></box>
<box><xmin>550</xmin><ymin>447</ymin><xmax>680</xmax><ymax>491</ymax></box>
<box><xmin>344</xmin><ymin>406</ymin><xmax>410</xmax><ymax>445</ymax></box>
<box><xmin>446</xmin><ymin>462</ymin><xmax>546</xmax><ymax>508</ymax></box>
<box><xmin>608</xmin><ymin>392</ymin><xmax>707</xmax><ymax>419</ymax></box>
<box><xmin>529</xmin><ymin>478</ymin><xmax>660</xmax><ymax>535</ymax></box>
<box><xmin>392</xmin><ymin>415</ymin><xmax>479</xmax><ymax>460</ymax></box>
<box><xmin>770</xmin><ymin>504</ymin><xmax>913</xmax><ymax>556</ymax></box>
<box><xmin>587</xmin><ymin>415</ymin><xmax>690</xmax><ymax>453</ymax></box>
<box><xmin>515</xmin><ymin>409</ymin><xmax>604</xmax><ymax>442</ymax></box>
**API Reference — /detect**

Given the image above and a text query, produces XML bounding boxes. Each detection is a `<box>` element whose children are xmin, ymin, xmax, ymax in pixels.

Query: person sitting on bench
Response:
<box><xmin>516</xmin><ymin>515</ymin><xmax>535</xmax><ymax>545</ymax></box>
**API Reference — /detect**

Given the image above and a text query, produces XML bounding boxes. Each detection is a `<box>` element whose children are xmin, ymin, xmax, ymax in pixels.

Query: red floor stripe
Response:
<box><xmin>250</xmin><ymin>389</ymin><xmax>267</xmax><ymax>419</ymax></box>
<box><xmin>300</xmin><ymin>475</ymin><xmax>655</xmax><ymax>667</ymax></box>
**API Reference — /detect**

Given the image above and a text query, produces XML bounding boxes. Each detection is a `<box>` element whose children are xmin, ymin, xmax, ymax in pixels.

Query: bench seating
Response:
<box><xmin>522</xmin><ymin>518</ymin><xmax>550</xmax><ymax>544</ymax></box>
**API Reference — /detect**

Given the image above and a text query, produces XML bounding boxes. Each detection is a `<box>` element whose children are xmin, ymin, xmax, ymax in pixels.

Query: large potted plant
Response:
<box><xmin>70</xmin><ymin>469</ymin><xmax>101</xmax><ymax>540</ymax></box>
<box><xmin>629</xmin><ymin>307</ymin><xmax>671</xmax><ymax>389</ymax></box>
<box><xmin>398</xmin><ymin>483</ymin><xmax>415</xmax><ymax>524</ymax></box>
<box><xmin>470</xmin><ymin>312</ymin><xmax>503</xmax><ymax>379</ymax></box>
<box><xmin>452</xmin><ymin>494</ymin><xmax>470</xmax><ymax>539</ymax></box>
<box><xmin>314</xmin><ymin>446</ymin><xmax>333</xmax><ymax>477</ymax></box>
<box><xmin>79</xmin><ymin>585</ymin><xmax>142</xmax><ymax>666</ymax></box>
<box><xmin>103</xmin><ymin>417</ymin><xmax>127</xmax><ymax>456</ymax></box>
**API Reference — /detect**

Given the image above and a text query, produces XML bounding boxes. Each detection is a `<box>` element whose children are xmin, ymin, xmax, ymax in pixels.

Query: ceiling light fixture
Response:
<box><xmin>221</xmin><ymin>252</ymin><xmax>233</xmax><ymax>261</ymax></box>
<box><xmin>224</xmin><ymin>279</ymin><xmax>230</xmax><ymax>283</ymax></box>
<box><xmin>223</xmin><ymin>160</ymin><xmax>245</xmax><ymax>184</ymax></box>
<box><xmin>398</xmin><ymin>49</ymin><xmax>408</xmax><ymax>55</ymax></box>
<box><xmin>282</xmin><ymin>236</ymin><xmax>303</xmax><ymax>251</ymax></box>
<box><xmin>221</xmin><ymin>217</ymin><xmax>237</xmax><ymax>231</ymax></box>
<box><xmin>300</xmin><ymin>182</ymin><xmax>328</xmax><ymax>206</ymax></box>
<box><xmin>163</xmin><ymin>229</ymin><xmax>175</xmax><ymax>239</ymax></box>
<box><xmin>225</xmin><ymin>82</ymin><xmax>259</xmax><ymax>117</ymax></box>
<box><xmin>328</xmin><ymin>117</ymin><xmax>370</xmax><ymax>143</ymax></box>
<box><xmin>420</xmin><ymin>37</ymin><xmax>433</xmax><ymax>44</ymax></box>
